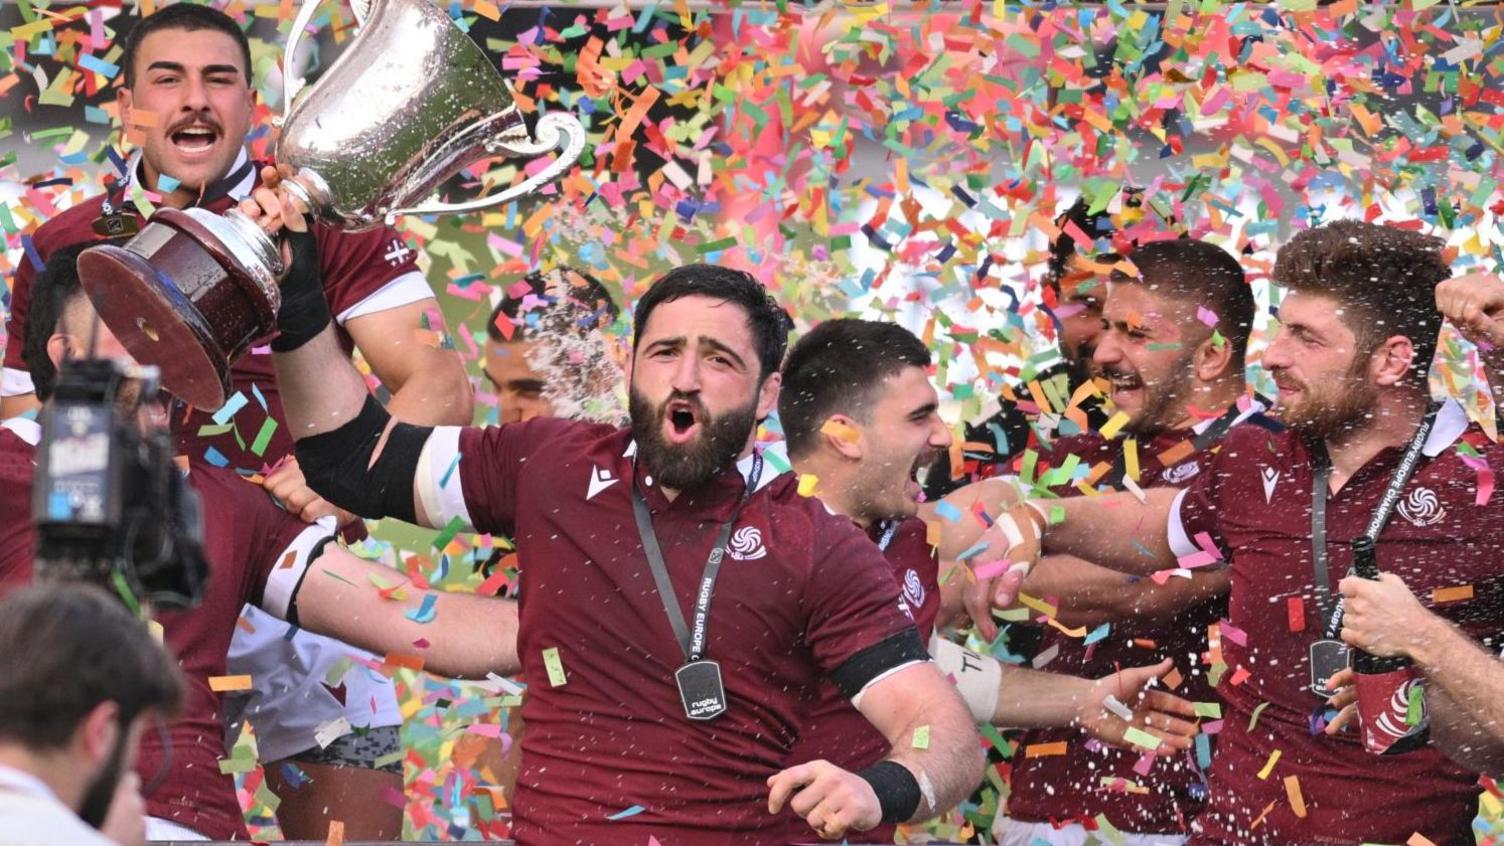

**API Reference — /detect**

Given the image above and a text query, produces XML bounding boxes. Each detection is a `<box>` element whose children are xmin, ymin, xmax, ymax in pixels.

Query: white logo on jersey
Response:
<box><xmin>586</xmin><ymin>465</ymin><xmax>618</xmax><ymax>501</ymax></box>
<box><xmin>384</xmin><ymin>239</ymin><xmax>412</xmax><ymax>266</ymax></box>
<box><xmin>901</xmin><ymin>568</ymin><xmax>927</xmax><ymax>610</ymax></box>
<box><xmin>1162</xmin><ymin>460</ymin><xmax>1202</xmax><ymax>485</ymax></box>
<box><xmin>1261</xmin><ymin>467</ymin><xmax>1280</xmax><ymax>503</ymax></box>
<box><xmin>1397</xmin><ymin>487</ymin><xmax>1445</xmax><ymax>527</ymax></box>
<box><xmin>727</xmin><ymin>525</ymin><xmax>767</xmax><ymax>560</ymax></box>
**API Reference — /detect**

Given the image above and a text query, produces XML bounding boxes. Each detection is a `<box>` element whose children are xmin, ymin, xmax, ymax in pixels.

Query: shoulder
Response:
<box><xmin>1041</xmin><ymin>433</ymin><xmax>1110</xmax><ymax>463</ymax></box>
<box><xmin>1218</xmin><ymin>416</ymin><xmax>1292</xmax><ymax>457</ymax></box>
<box><xmin>32</xmin><ymin>195</ymin><xmax>108</xmax><ymax>254</ymax></box>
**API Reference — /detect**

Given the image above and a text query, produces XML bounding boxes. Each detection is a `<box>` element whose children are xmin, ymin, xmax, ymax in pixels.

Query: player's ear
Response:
<box><xmin>756</xmin><ymin>372</ymin><xmax>781</xmax><ymax>421</ymax></box>
<box><xmin>821</xmin><ymin>414</ymin><xmax>864</xmax><ymax>461</ymax></box>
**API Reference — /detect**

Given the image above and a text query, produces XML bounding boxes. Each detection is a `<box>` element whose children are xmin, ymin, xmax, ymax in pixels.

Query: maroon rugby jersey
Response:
<box><xmin>422</xmin><ymin>416</ymin><xmax>925</xmax><ymax>845</ymax></box>
<box><xmin>1</xmin><ymin>154</ymin><xmax>424</xmax><ymax>473</ymax></box>
<box><xmin>0</xmin><ymin>421</ymin><xmax>319</xmax><ymax>839</ymax></box>
<box><xmin>1171</xmin><ymin>399</ymin><xmax>1504</xmax><ymax>846</ymax></box>
<box><xmin>774</xmin><ymin>516</ymin><xmax>941</xmax><ymax>845</ymax></box>
<box><xmin>0</xmin><ymin>419</ymin><xmax>38</xmax><ymax>591</ymax></box>
<box><xmin>1006</xmin><ymin>412</ymin><xmax>1255</xmax><ymax>834</ymax></box>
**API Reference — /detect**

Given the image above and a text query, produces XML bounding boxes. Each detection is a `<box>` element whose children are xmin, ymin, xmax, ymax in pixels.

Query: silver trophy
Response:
<box><xmin>78</xmin><ymin>0</ymin><xmax>587</xmax><ymax>410</ymax></box>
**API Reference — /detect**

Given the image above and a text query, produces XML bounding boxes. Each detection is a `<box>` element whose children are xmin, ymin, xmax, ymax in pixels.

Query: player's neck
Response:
<box><xmin>792</xmin><ymin>451</ymin><xmax>869</xmax><ymax>526</ymax></box>
<box><xmin>0</xmin><ymin>746</ymin><xmax>84</xmax><ymax>813</ymax></box>
<box><xmin>1167</xmin><ymin>376</ymin><xmax>1244</xmax><ymax>432</ymax></box>
<box><xmin>1323</xmin><ymin>390</ymin><xmax>1428</xmax><ymax>492</ymax></box>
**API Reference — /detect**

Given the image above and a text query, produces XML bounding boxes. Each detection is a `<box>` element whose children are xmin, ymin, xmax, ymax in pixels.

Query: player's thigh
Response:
<box><xmin>265</xmin><ymin>727</ymin><xmax>404</xmax><ymax>840</ymax></box>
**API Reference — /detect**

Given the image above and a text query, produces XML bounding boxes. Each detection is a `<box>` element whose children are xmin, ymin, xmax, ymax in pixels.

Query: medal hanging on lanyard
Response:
<box><xmin>92</xmin><ymin>151</ymin><xmax>255</xmax><ymax>238</ymax></box>
<box><xmin>631</xmin><ymin>452</ymin><xmax>763</xmax><ymax>721</ymax></box>
<box><xmin>1306</xmin><ymin>403</ymin><xmax>1440</xmax><ymax>699</ymax></box>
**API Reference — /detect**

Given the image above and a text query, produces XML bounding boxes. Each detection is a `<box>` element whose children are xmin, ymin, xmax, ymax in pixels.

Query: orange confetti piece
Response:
<box><xmin>208</xmin><ymin>675</ymin><xmax>253</xmax><ymax>692</ymax></box>
<box><xmin>1284</xmin><ymin>775</ymin><xmax>1307</xmax><ymax>818</ymax></box>
<box><xmin>1408</xmin><ymin>833</ymin><xmax>1439</xmax><ymax>846</ymax></box>
<box><xmin>819</xmin><ymin>419</ymin><xmax>862</xmax><ymax>443</ymax></box>
<box><xmin>1024</xmin><ymin>741</ymin><xmax>1068</xmax><ymax>758</ymax></box>
<box><xmin>325</xmin><ymin>820</ymin><xmax>345</xmax><ymax>846</ymax></box>
<box><xmin>1432</xmin><ymin>585</ymin><xmax>1474</xmax><ymax>603</ymax></box>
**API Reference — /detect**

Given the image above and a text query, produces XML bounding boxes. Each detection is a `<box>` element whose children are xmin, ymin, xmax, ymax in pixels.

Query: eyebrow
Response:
<box><xmin>701</xmin><ymin>337</ymin><xmax>747</xmax><ymax>370</ymax></box>
<box><xmin>146</xmin><ymin>61</ymin><xmax>243</xmax><ymax>77</ymax></box>
<box><xmin>909</xmin><ymin>401</ymin><xmax>939</xmax><ymax>419</ymax></box>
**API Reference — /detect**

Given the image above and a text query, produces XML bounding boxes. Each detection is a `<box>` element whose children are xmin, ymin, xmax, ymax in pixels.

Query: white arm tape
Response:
<box><xmin>928</xmin><ymin>633</ymin><xmax>1001</xmax><ymax>724</ymax></box>
<box><xmin>260</xmin><ymin>519</ymin><xmax>339</xmax><ymax>620</ymax></box>
<box><xmin>414</xmin><ymin>426</ymin><xmax>474</xmax><ymax>530</ymax></box>
<box><xmin>1166</xmin><ymin>489</ymin><xmax>1198</xmax><ymax>558</ymax></box>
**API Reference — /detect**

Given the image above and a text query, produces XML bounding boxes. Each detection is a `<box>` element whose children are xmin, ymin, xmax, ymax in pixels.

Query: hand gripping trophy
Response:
<box><xmin>77</xmin><ymin>0</ymin><xmax>587</xmax><ymax>410</ymax></box>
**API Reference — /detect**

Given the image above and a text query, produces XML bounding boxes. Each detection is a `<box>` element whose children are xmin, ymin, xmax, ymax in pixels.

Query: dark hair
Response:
<box><xmin>26</xmin><ymin>242</ymin><xmax>103</xmax><ymax>403</ymax></box>
<box><xmin>1114</xmin><ymin>238</ymin><xmax>1255</xmax><ymax>368</ymax></box>
<box><xmin>0</xmin><ymin>585</ymin><xmax>183</xmax><ymax>750</ymax></box>
<box><xmin>487</xmin><ymin>266</ymin><xmax>620</xmax><ymax>343</ymax></box>
<box><xmin>631</xmin><ymin>264</ymin><xmax>792</xmax><ymax>380</ymax></box>
<box><xmin>779</xmin><ymin>319</ymin><xmax>931</xmax><ymax>458</ymax></box>
<box><xmin>1273</xmin><ymin>220</ymin><xmax>1449</xmax><ymax>375</ymax></box>
<box><xmin>122</xmin><ymin>4</ymin><xmax>253</xmax><ymax>88</ymax></box>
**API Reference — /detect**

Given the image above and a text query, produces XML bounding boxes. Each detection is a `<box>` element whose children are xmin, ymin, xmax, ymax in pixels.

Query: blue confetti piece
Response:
<box><xmin>933</xmin><ymin>500</ymin><xmax>963</xmax><ymax>523</ymax></box>
<box><xmin>77</xmin><ymin>53</ymin><xmax>119</xmax><ymax>78</ymax></box>
<box><xmin>405</xmin><ymin>593</ymin><xmax>438</xmax><ymax>624</ymax></box>
<box><xmin>156</xmin><ymin>174</ymin><xmax>182</xmax><ymax>193</ymax></box>
<box><xmin>250</xmin><ymin>382</ymin><xmax>268</xmax><ymax>410</ymax></box>
<box><xmin>439</xmin><ymin>453</ymin><xmax>461</xmax><ymax>488</ymax></box>
<box><xmin>606</xmin><ymin>804</ymin><xmax>646</xmax><ymax>821</ymax></box>
<box><xmin>1084</xmin><ymin>623</ymin><xmax>1111</xmax><ymax>645</ymax></box>
<box><xmin>1195</xmin><ymin>733</ymin><xmax>1212</xmax><ymax>770</ymax></box>
<box><xmin>203</xmin><ymin>446</ymin><xmax>229</xmax><ymax>467</ymax></box>
<box><xmin>211</xmin><ymin>391</ymin><xmax>248</xmax><ymax>424</ymax></box>
<box><xmin>955</xmin><ymin>540</ymin><xmax>990</xmax><ymax>561</ymax></box>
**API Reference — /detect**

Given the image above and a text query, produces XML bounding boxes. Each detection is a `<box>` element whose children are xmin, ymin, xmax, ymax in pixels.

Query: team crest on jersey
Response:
<box><xmin>1161</xmin><ymin>460</ymin><xmax>1202</xmax><ymax>485</ymax></box>
<box><xmin>727</xmin><ymin>525</ymin><xmax>767</xmax><ymax>560</ymax></box>
<box><xmin>901</xmin><ymin>568</ymin><xmax>927</xmax><ymax>610</ymax></box>
<box><xmin>1396</xmin><ymin>487</ymin><xmax>1445</xmax><ymax>527</ymax></box>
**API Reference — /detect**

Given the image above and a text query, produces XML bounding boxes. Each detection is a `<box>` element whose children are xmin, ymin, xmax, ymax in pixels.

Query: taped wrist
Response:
<box><xmin>271</xmin><ymin>228</ymin><xmax>331</xmax><ymax>352</ymax></box>
<box><xmin>858</xmin><ymin>760</ymin><xmax>921</xmax><ymax>824</ymax></box>
<box><xmin>294</xmin><ymin>395</ymin><xmax>429</xmax><ymax>523</ymax></box>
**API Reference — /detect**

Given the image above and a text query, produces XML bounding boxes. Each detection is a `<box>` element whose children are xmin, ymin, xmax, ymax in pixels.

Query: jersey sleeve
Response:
<box><xmin>802</xmin><ymin>513</ymin><xmax>929</xmax><ymax>700</ymax></box>
<box><xmin>314</xmin><ymin>224</ymin><xmax>432</xmax><ymax>323</ymax></box>
<box><xmin>414</xmin><ymin>416</ymin><xmax>582</xmax><ymax>538</ymax></box>
<box><xmin>203</xmin><ymin>468</ymin><xmax>334</xmax><ymax>615</ymax></box>
<box><xmin>1166</xmin><ymin>429</ymin><xmax>1249</xmax><ymax>561</ymax></box>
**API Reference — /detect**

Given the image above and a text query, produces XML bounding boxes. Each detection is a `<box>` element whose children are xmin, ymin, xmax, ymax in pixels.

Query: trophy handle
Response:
<box><xmin>384</xmin><ymin>112</ymin><xmax>588</xmax><ymax>222</ymax></box>
<box><xmin>281</xmin><ymin>0</ymin><xmax>373</xmax><ymax>112</ymax></box>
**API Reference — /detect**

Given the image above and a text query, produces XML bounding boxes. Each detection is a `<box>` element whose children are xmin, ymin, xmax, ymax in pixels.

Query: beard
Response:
<box><xmin>77</xmin><ymin>723</ymin><xmax>130</xmax><ymax>830</ymax></box>
<box><xmin>1274</xmin><ymin>358</ymin><xmax>1378</xmax><ymax>440</ymax></box>
<box><xmin>629</xmin><ymin>388</ymin><xmax>758</xmax><ymax>492</ymax></box>
<box><xmin>1112</xmin><ymin>351</ymin><xmax>1198</xmax><ymax>439</ymax></box>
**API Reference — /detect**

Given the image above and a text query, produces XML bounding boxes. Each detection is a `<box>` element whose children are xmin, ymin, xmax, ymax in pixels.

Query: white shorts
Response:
<box><xmin>995</xmin><ymin>818</ymin><xmax>1188</xmax><ymax>846</ymax></box>
<box><xmin>224</xmin><ymin>605</ymin><xmax>402</xmax><ymax>764</ymax></box>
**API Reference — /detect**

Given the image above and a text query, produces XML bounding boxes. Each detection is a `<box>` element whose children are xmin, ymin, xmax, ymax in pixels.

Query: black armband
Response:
<box><xmin>294</xmin><ymin>394</ymin><xmax>430</xmax><ymax>523</ymax></box>
<box><xmin>271</xmin><ymin>229</ymin><xmax>331</xmax><ymax>352</ymax></box>
<box><xmin>284</xmin><ymin>534</ymin><xmax>337</xmax><ymax>628</ymax></box>
<box><xmin>858</xmin><ymin>760</ymin><xmax>921</xmax><ymax>824</ymax></box>
<box><xmin>828</xmin><ymin>627</ymin><xmax>929</xmax><ymax>700</ymax></box>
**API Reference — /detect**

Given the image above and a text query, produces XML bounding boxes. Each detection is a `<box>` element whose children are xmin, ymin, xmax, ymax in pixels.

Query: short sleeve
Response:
<box><xmin>314</xmin><ymin>224</ymin><xmax>427</xmax><ymax>319</ymax></box>
<box><xmin>802</xmin><ymin>514</ymin><xmax>928</xmax><ymax>699</ymax></box>
<box><xmin>417</xmin><ymin>416</ymin><xmax>584</xmax><ymax>537</ymax></box>
<box><xmin>1168</xmin><ymin>440</ymin><xmax>1233</xmax><ymax>561</ymax></box>
<box><xmin>193</xmin><ymin>466</ymin><xmax>326</xmax><ymax>611</ymax></box>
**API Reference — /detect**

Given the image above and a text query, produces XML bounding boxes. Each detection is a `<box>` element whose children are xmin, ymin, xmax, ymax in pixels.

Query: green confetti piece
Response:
<box><xmin>1123</xmin><ymin>726</ymin><xmax>1162</xmax><ymax>750</ymax></box>
<box><xmin>1406</xmin><ymin>683</ymin><xmax>1424</xmax><ymax>726</ymax></box>
<box><xmin>373</xmin><ymin>749</ymin><xmax>406</xmax><ymax>770</ymax></box>
<box><xmin>1193</xmin><ymin>701</ymin><xmax>1222</xmax><ymax>719</ymax></box>
<box><xmin>249</xmin><ymin>416</ymin><xmax>278</xmax><ymax>457</ymax></box>
<box><xmin>542</xmin><ymin>647</ymin><xmax>567</xmax><ymax>687</ymax></box>
<box><xmin>912</xmin><ymin>724</ymin><xmax>930</xmax><ymax>749</ymax></box>
<box><xmin>432</xmin><ymin>515</ymin><xmax>465</xmax><ymax>551</ymax></box>
<box><xmin>1248</xmin><ymin>700</ymin><xmax>1271</xmax><ymax>731</ymax></box>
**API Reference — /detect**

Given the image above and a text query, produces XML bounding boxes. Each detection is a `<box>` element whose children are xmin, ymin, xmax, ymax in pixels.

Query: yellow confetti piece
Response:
<box><xmin>819</xmin><ymin>419</ymin><xmax>861</xmax><ymax>443</ymax></box>
<box><xmin>1024</xmin><ymin>741</ymin><xmax>1067</xmax><ymax>757</ymax></box>
<box><xmin>1046</xmin><ymin>618</ymin><xmax>1088</xmax><ymax>638</ymax></box>
<box><xmin>797</xmin><ymin>473</ymin><xmax>820</xmax><ymax>497</ymax></box>
<box><xmin>1099</xmin><ymin>411</ymin><xmax>1131</xmax><ymax>440</ymax></box>
<box><xmin>1017</xmin><ymin>592</ymin><xmax>1058</xmax><ymax>619</ymax></box>
<box><xmin>1257</xmin><ymin>749</ymin><xmax>1281</xmax><ymax>780</ymax></box>
<box><xmin>911</xmin><ymin>725</ymin><xmax>930</xmax><ymax>749</ymax></box>
<box><xmin>542</xmin><ymin>647</ymin><xmax>568</xmax><ymax>687</ymax></box>
<box><xmin>208</xmin><ymin>675</ymin><xmax>253</xmax><ymax>692</ymax></box>
<box><xmin>1123</xmin><ymin>438</ymin><xmax>1140</xmax><ymax>481</ymax></box>
<box><xmin>1284</xmin><ymin>775</ymin><xmax>1307</xmax><ymax>818</ymax></box>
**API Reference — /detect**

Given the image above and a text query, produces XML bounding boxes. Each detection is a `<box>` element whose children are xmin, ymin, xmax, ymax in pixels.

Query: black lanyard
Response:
<box><xmin>1311</xmin><ymin>403</ymin><xmax>1442</xmax><ymax>639</ymax></box>
<box><xmin>630</xmin><ymin>452</ymin><xmax>762</xmax><ymax>664</ymax></box>
<box><xmin>101</xmin><ymin>154</ymin><xmax>256</xmax><ymax>218</ymax></box>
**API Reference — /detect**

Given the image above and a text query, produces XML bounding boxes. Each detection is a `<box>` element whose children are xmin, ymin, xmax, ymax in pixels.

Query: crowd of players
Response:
<box><xmin>5</xmin><ymin>4</ymin><xmax>1504</xmax><ymax>846</ymax></box>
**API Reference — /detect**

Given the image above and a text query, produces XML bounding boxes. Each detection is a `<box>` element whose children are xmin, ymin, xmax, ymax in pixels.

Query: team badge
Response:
<box><xmin>1396</xmin><ymin>487</ymin><xmax>1445</xmax><ymax>527</ymax></box>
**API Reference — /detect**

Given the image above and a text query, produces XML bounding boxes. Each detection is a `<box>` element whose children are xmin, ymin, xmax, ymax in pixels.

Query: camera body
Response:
<box><xmin>32</xmin><ymin>358</ymin><xmax>207</xmax><ymax>608</ymax></box>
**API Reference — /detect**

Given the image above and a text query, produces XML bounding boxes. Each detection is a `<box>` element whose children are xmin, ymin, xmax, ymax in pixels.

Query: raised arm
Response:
<box><xmin>1021</xmin><ymin>554</ymin><xmax>1229</xmax><ymax>630</ymax></box>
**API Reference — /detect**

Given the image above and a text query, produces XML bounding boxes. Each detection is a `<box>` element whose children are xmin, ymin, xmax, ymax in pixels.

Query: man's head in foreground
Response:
<box><xmin>780</xmin><ymin>319</ymin><xmax>950</xmax><ymax>526</ymax></box>
<box><xmin>628</xmin><ymin>264</ymin><xmax>792</xmax><ymax>492</ymax></box>
<box><xmin>1264</xmin><ymin>219</ymin><xmax>1449</xmax><ymax>440</ymax></box>
<box><xmin>0</xmin><ymin>584</ymin><xmax>183</xmax><ymax>827</ymax></box>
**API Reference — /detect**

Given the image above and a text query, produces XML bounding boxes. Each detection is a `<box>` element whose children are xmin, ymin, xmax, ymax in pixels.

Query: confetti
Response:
<box><xmin>542</xmin><ymin>647</ymin><xmax>568</xmax><ymax>687</ymax></box>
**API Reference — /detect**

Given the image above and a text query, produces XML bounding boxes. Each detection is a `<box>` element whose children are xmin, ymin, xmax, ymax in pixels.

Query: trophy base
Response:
<box><xmin>77</xmin><ymin>208</ymin><xmax>280</xmax><ymax>411</ymax></box>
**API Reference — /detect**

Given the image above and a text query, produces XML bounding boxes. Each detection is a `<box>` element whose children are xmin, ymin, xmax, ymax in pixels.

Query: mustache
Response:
<box><xmin>166</xmin><ymin>112</ymin><xmax>223</xmax><ymax>136</ymax></box>
<box><xmin>657</xmin><ymin>390</ymin><xmax>707</xmax><ymax>419</ymax></box>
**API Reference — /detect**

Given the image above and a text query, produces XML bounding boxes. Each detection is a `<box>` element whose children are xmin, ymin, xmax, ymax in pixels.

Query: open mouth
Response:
<box><xmin>664</xmin><ymin>399</ymin><xmax>702</xmax><ymax>444</ymax></box>
<box><xmin>169</xmin><ymin>124</ymin><xmax>219</xmax><ymax>155</ymax></box>
<box><xmin>1105</xmin><ymin>370</ymin><xmax>1144</xmax><ymax>401</ymax></box>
